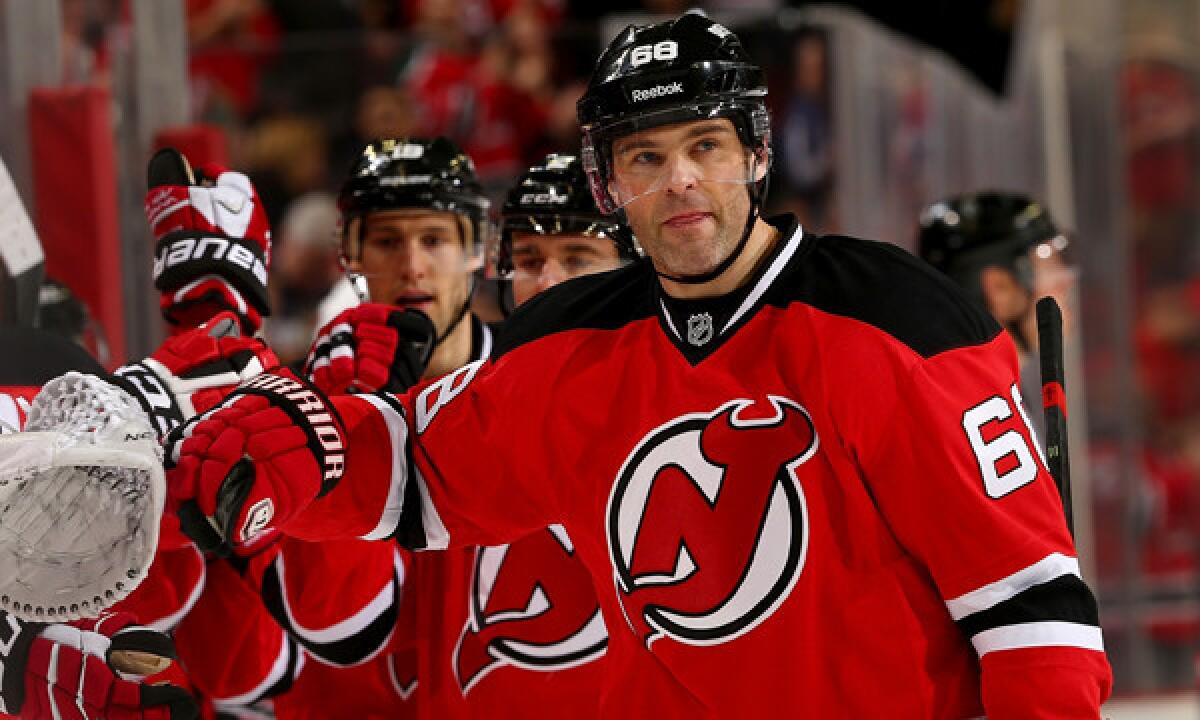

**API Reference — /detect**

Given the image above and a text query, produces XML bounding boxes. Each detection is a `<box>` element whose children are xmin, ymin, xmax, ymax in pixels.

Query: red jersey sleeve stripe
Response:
<box><xmin>945</xmin><ymin>552</ymin><xmax>1080</xmax><ymax>620</ymax></box>
<box><xmin>357</xmin><ymin>393</ymin><xmax>410</xmax><ymax>541</ymax></box>
<box><xmin>142</xmin><ymin>548</ymin><xmax>206</xmax><ymax>634</ymax></box>
<box><xmin>971</xmin><ymin>621</ymin><xmax>1104</xmax><ymax>656</ymax></box>
<box><xmin>209</xmin><ymin>632</ymin><xmax>301</xmax><ymax>707</ymax></box>
<box><xmin>269</xmin><ymin>550</ymin><xmax>400</xmax><ymax>666</ymax></box>
<box><xmin>410</xmin><ymin>462</ymin><xmax>450</xmax><ymax>549</ymax></box>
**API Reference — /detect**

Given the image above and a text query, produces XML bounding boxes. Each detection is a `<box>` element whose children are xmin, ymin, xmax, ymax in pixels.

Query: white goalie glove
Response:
<box><xmin>0</xmin><ymin>372</ymin><xmax>165</xmax><ymax>622</ymax></box>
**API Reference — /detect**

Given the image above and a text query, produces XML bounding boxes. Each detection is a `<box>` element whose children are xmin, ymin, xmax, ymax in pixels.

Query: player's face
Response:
<box><xmin>510</xmin><ymin>232</ymin><xmax>622</xmax><ymax>307</ymax></box>
<box><xmin>608</xmin><ymin>117</ymin><xmax>759</xmax><ymax>278</ymax></box>
<box><xmin>355</xmin><ymin>209</ymin><xmax>476</xmax><ymax>337</ymax></box>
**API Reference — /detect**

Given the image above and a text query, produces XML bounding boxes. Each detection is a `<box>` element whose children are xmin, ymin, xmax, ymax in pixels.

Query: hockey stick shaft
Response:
<box><xmin>1036</xmin><ymin>297</ymin><xmax>1073</xmax><ymax>537</ymax></box>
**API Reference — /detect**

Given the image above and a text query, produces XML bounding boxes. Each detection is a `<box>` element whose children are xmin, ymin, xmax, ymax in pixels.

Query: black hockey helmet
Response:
<box><xmin>918</xmin><ymin>192</ymin><xmax>1062</xmax><ymax>296</ymax></box>
<box><xmin>338</xmin><ymin>137</ymin><xmax>491</xmax><ymax>261</ymax></box>
<box><xmin>496</xmin><ymin>154</ymin><xmax>638</xmax><ymax>277</ymax></box>
<box><xmin>576</xmin><ymin>11</ymin><xmax>771</xmax><ymax>216</ymax></box>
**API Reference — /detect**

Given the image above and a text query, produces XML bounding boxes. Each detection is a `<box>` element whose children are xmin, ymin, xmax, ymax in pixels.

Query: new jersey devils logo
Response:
<box><xmin>608</xmin><ymin>396</ymin><xmax>816</xmax><ymax>648</ymax></box>
<box><xmin>453</xmin><ymin>525</ymin><xmax>607</xmax><ymax>694</ymax></box>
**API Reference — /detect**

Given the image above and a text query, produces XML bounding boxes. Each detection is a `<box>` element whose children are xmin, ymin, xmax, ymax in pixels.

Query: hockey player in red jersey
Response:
<box><xmin>402</xmin><ymin>153</ymin><xmax>637</xmax><ymax>718</ymax></box>
<box><xmin>110</xmin><ymin>149</ymin><xmax>303</xmax><ymax>715</ymax></box>
<box><xmin>265</xmin><ymin>137</ymin><xmax>493</xmax><ymax>719</ymax></box>
<box><xmin>170</xmin><ymin>12</ymin><xmax>1113</xmax><ymax>718</ymax></box>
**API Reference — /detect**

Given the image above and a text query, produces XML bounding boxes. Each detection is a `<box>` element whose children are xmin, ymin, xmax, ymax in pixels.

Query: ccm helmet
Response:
<box><xmin>497</xmin><ymin>153</ymin><xmax>638</xmax><ymax>277</ymax></box>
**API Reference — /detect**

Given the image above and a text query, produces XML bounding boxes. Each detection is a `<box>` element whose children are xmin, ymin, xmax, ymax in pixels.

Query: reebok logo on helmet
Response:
<box><xmin>631</xmin><ymin>81</ymin><xmax>684</xmax><ymax>103</ymax></box>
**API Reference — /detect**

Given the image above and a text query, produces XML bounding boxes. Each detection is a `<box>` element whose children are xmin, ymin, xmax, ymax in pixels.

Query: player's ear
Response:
<box><xmin>979</xmin><ymin>266</ymin><xmax>1023</xmax><ymax>321</ymax></box>
<box><xmin>751</xmin><ymin>145</ymin><xmax>770</xmax><ymax>183</ymax></box>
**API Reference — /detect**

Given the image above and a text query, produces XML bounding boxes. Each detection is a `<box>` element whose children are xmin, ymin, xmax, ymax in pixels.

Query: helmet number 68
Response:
<box><xmin>631</xmin><ymin>41</ymin><xmax>679</xmax><ymax>67</ymax></box>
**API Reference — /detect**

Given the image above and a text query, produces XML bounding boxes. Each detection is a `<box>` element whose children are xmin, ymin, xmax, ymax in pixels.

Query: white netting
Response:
<box><xmin>0</xmin><ymin>372</ymin><xmax>164</xmax><ymax>622</ymax></box>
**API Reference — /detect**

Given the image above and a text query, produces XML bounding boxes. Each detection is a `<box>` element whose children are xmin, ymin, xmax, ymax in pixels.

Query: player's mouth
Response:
<box><xmin>392</xmin><ymin>291</ymin><xmax>435</xmax><ymax>312</ymax></box>
<box><xmin>662</xmin><ymin>211</ymin><xmax>713</xmax><ymax>230</ymax></box>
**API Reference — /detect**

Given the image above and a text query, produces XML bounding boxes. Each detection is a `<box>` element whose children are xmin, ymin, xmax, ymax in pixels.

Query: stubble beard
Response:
<box><xmin>643</xmin><ymin>193</ymin><xmax>745</xmax><ymax>279</ymax></box>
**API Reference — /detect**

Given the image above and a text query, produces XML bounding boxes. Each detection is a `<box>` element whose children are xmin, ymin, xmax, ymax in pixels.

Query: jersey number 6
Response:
<box><xmin>962</xmin><ymin>383</ymin><xmax>1047</xmax><ymax>499</ymax></box>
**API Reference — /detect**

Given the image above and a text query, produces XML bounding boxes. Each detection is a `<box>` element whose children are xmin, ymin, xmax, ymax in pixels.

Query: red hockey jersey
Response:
<box><xmin>294</xmin><ymin>217</ymin><xmax>1112</xmax><ymax>718</ymax></box>
<box><xmin>414</xmin><ymin>528</ymin><xmax>608</xmax><ymax>720</ymax></box>
<box><xmin>258</xmin><ymin>536</ymin><xmax>416</xmax><ymax>720</ymax></box>
<box><xmin>268</xmin><ymin>317</ymin><xmax>608</xmax><ymax>718</ymax></box>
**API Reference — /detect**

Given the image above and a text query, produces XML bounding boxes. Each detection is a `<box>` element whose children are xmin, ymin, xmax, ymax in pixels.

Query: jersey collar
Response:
<box><xmin>656</xmin><ymin>215</ymin><xmax>804</xmax><ymax>365</ymax></box>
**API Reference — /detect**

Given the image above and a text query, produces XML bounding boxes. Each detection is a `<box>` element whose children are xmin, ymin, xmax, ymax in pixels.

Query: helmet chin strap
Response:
<box><xmin>433</xmin><ymin>273</ymin><xmax>476</xmax><ymax>348</ymax></box>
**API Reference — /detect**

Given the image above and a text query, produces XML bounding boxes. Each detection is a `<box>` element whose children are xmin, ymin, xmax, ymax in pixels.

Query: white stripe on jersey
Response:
<box><xmin>971</xmin><ymin>621</ymin><xmax>1104</xmax><ymax>657</ymax></box>
<box><xmin>147</xmin><ymin>546</ymin><xmax>207</xmax><ymax>633</ymax></box>
<box><xmin>210</xmin><ymin>632</ymin><xmax>297</xmax><ymax>707</ymax></box>
<box><xmin>944</xmin><ymin>552</ymin><xmax>1080</xmax><ymax>621</ymax></box>
<box><xmin>723</xmin><ymin>224</ymin><xmax>804</xmax><ymax>334</ymax></box>
<box><xmin>477</xmin><ymin>321</ymin><xmax>493</xmax><ymax>362</ymax></box>
<box><xmin>275</xmin><ymin>549</ymin><xmax>398</xmax><ymax>664</ymax></box>
<box><xmin>413</xmin><ymin>463</ymin><xmax>451</xmax><ymax>550</ymax></box>
<box><xmin>358</xmin><ymin>393</ymin><xmax>410</xmax><ymax>541</ymax></box>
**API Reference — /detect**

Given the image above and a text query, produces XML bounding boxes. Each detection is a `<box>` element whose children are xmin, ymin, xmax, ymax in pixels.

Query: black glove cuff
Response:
<box><xmin>237</xmin><ymin>371</ymin><xmax>347</xmax><ymax>497</ymax></box>
<box><xmin>153</xmin><ymin>230</ymin><xmax>271</xmax><ymax>316</ymax></box>
<box><xmin>0</xmin><ymin>611</ymin><xmax>44</xmax><ymax>714</ymax></box>
<box><xmin>111</xmin><ymin>362</ymin><xmax>186</xmax><ymax>440</ymax></box>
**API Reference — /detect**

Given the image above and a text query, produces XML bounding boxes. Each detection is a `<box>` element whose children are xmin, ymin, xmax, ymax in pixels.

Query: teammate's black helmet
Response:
<box><xmin>497</xmin><ymin>154</ymin><xmax>638</xmax><ymax>277</ymax></box>
<box><xmin>576</xmin><ymin>11</ymin><xmax>771</xmax><ymax>215</ymax></box>
<box><xmin>338</xmin><ymin>137</ymin><xmax>491</xmax><ymax>258</ymax></box>
<box><xmin>918</xmin><ymin>192</ymin><xmax>1061</xmax><ymax>294</ymax></box>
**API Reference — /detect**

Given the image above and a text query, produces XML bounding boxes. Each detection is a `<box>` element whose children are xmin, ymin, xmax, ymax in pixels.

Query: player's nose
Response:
<box><xmin>536</xmin><ymin>258</ymin><xmax>568</xmax><ymax>292</ymax></box>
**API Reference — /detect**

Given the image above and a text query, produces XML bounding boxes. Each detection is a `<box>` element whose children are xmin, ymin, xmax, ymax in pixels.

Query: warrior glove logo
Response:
<box><xmin>454</xmin><ymin>525</ymin><xmax>607</xmax><ymax>694</ymax></box>
<box><xmin>607</xmin><ymin>396</ymin><xmax>816</xmax><ymax>648</ymax></box>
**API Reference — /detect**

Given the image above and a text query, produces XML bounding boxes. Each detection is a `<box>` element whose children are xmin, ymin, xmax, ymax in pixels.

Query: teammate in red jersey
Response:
<box><xmin>113</xmin><ymin>149</ymin><xmax>302</xmax><ymax>715</ymax></box>
<box><xmin>264</xmin><ymin>137</ymin><xmax>492</xmax><ymax>720</ymax></box>
<box><xmin>171</xmin><ymin>12</ymin><xmax>1113</xmax><ymax>718</ymax></box>
<box><xmin>402</xmin><ymin>153</ymin><xmax>636</xmax><ymax>719</ymax></box>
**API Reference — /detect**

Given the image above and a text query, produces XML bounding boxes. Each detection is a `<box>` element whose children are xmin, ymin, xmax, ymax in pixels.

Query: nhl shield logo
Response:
<box><xmin>686</xmin><ymin>313</ymin><xmax>714</xmax><ymax>346</ymax></box>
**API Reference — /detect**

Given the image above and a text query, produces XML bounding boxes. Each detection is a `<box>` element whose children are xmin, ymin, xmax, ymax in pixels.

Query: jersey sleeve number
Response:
<box><xmin>962</xmin><ymin>383</ymin><xmax>1046</xmax><ymax>499</ymax></box>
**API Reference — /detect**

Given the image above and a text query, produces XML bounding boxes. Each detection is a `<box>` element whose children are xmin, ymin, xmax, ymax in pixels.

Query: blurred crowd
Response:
<box><xmin>55</xmin><ymin>0</ymin><xmax>822</xmax><ymax>362</ymax></box>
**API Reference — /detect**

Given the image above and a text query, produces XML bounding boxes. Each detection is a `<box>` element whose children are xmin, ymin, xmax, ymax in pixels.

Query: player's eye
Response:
<box><xmin>564</xmin><ymin>254</ymin><xmax>595</xmax><ymax>274</ymax></box>
<box><xmin>515</xmin><ymin>256</ymin><xmax>543</xmax><ymax>274</ymax></box>
<box><xmin>632</xmin><ymin>150</ymin><xmax>663</xmax><ymax>166</ymax></box>
<box><xmin>420</xmin><ymin>233</ymin><xmax>448</xmax><ymax>249</ymax></box>
<box><xmin>366</xmin><ymin>234</ymin><xmax>401</xmax><ymax>251</ymax></box>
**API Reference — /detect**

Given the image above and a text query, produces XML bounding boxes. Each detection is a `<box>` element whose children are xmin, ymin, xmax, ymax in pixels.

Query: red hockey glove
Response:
<box><xmin>113</xmin><ymin>312</ymin><xmax>280</xmax><ymax>440</ymax></box>
<box><xmin>166</xmin><ymin>368</ymin><xmax>346</xmax><ymax>556</ymax></box>
<box><xmin>303</xmin><ymin>304</ymin><xmax>435</xmax><ymax>395</ymax></box>
<box><xmin>144</xmin><ymin>148</ymin><xmax>272</xmax><ymax>335</ymax></box>
<box><xmin>0</xmin><ymin>610</ymin><xmax>198</xmax><ymax>720</ymax></box>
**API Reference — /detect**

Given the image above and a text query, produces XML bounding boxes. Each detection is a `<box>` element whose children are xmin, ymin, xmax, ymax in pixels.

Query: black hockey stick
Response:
<box><xmin>1036</xmin><ymin>297</ymin><xmax>1073</xmax><ymax>537</ymax></box>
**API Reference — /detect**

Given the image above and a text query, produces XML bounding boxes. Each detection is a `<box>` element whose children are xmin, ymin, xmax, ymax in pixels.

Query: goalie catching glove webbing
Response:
<box><xmin>0</xmin><ymin>373</ymin><xmax>164</xmax><ymax>623</ymax></box>
<box><xmin>166</xmin><ymin>368</ymin><xmax>347</xmax><ymax>556</ymax></box>
<box><xmin>0</xmin><ymin>609</ymin><xmax>198</xmax><ymax>719</ymax></box>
